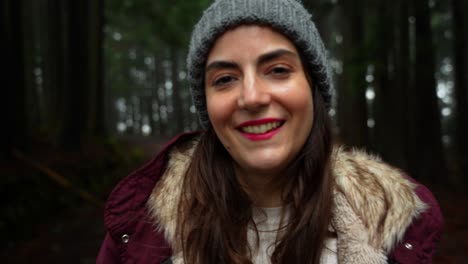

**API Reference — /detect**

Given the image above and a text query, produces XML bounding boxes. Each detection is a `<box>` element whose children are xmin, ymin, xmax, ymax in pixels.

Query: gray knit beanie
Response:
<box><xmin>187</xmin><ymin>0</ymin><xmax>333</xmax><ymax>128</ymax></box>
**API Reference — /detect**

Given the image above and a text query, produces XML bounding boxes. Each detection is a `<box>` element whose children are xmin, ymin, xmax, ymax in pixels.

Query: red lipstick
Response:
<box><xmin>237</xmin><ymin>118</ymin><xmax>284</xmax><ymax>141</ymax></box>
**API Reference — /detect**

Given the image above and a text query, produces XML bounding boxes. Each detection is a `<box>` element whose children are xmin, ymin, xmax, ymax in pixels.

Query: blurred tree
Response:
<box><xmin>153</xmin><ymin>54</ymin><xmax>168</xmax><ymax>136</ymax></box>
<box><xmin>451</xmin><ymin>0</ymin><xmax>468</xmax><ymax>183</ymax></box>
<box><xmin>409</xmin><ymin>0</ymin><xmax>447</xmax><ymax>181</ymax></box>
<box><xmin>336</xmin><ymin>0</ymin><xmax>369</xmax><ymax>148</ymax></box>
<box><xmin>22</xmin><ymin>0</ymin><xmax>39</xmax><ymax>138</ymax></box>
<box><xmin>104</xmin><ymin>0</ymin><xmax>210</xmax><ymax>136</ymax></box>
<box><xmin>394</xmin><ymin>0</ymin><xmax>411</xmax><ymax>170</ymax></box>
<box><xmin>1</xmin><ymin>0</ymin><xmax>28</xmax><ymax>158</ymax></box>
<box><xmin>89</xmin><ymin>0</ymin><xmax>106</xmax><ymax>138</ymax></box>
<box><xmin>169</xmin><ymin>47</ymin><xmax>184</xmax><ymax>133</ymax></box>
<box><xmin>372</xmin><ymin>0</ymin><xmax>410</xmax><ymax>170</ymax></box>
<box><xmin>61</xmin><ymin>0</ymin><xmax>104</xmax><ymax>150</ymax></box>
<box><xmin>41</xmin><ymin>0</ymin><xmax>67</xmax><ymax>143</ymax></box>
<box><xmin>60</xmin><ymin>0</ymin><xmax>89</xmax><ymax>150</ymax></box>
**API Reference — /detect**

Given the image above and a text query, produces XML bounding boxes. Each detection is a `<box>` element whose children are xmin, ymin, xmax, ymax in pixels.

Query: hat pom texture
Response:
<box><xmin>187</xmin><ymin>0</ymin><xmax>333</xmax><ymax>128</ymax></box>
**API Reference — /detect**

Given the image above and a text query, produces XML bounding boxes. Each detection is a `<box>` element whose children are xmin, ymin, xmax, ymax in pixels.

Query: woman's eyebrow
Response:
<box><xmin>257</xmin><ymin>49</ymin><xmax>297</xmax><ymax>65</ymax></box>
<box><xmin>205</xmin><ymin>61</ymin><xmax>239</xmax><ymax>73</ymax></box>
<box><xmin>205</xmin><ymin>49</ymin><xmax>297</xmax><ymax>73</ymax></box>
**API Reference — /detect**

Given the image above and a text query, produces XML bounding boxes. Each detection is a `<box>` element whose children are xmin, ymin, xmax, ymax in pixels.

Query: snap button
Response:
<box><xmin>404</xmin><ymin>243</ymin><xmax>413</xmax><ymax>250</ymax></box>
<box><xmin>121</xmin><ymin>234</ymin><xmax>130</xmax><ymax>243</ymax></box>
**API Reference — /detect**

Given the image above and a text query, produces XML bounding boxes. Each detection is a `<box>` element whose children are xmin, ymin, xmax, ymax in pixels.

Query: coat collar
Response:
<box><xmin>147</xmin><ymin>138</ymin><xmax>427</xmax><ymax>264</ymax></box>
<box><xmin>330</xmin><ymin>147</ymin><xmax>427</xmax><ymax>263</ymax></box>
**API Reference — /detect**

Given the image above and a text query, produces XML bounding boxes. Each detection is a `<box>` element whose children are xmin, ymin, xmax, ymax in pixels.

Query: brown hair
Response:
<box><xmin>177</xmin><ymin>77</ymin><xmax>334</xmax><ymax>263</ymax></box>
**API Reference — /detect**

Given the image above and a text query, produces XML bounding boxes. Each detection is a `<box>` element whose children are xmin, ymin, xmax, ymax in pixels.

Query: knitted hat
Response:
<box><xmin>187</xmin><ymin>0</ymin><xmax>333</xmax><ymax>128</ymax></box>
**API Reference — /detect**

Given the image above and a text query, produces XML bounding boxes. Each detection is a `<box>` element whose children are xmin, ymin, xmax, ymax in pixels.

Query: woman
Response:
<box><xmin>98</xmin><ymin>0</ymin><xmax>443</xmax><ymax>263</ymax></box>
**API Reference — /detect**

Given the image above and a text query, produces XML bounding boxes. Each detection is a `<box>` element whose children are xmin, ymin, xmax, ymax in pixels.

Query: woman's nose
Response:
<box><xmin>237</xmin><ymin>74</ymin><xmax>271</xmax><ymax>111</ymax></box>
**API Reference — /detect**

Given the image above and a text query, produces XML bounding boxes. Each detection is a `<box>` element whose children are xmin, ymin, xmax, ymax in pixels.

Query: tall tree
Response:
<box><xmin>336</xmin><ymin>0</ymin><xmax>369</xmax><ymax>148</ymax></box>
<box><xmin>60</xmin><ymin>0</ymin><xmax>90</xmax><ymax>150</ymax></box>
<box><xmin>22</xmin><ymin>0</ymin><xmax>39</xmax><ymax>136</ymax></box>
<box><xmin>153</xmin><ymin>55</ymin><xmax>167</xmax><ymax>136</ymax></box>
<box><xmin>451</xmin><ymin>0</ymin><xmax>468</xmax><ymax>183</ymax></box>
<box><xmin>89</xmin><ymin>0</ymin><xmax>106</xmax><ymax>138</ymax></box>
<box><xmin>409</xmin><ymin>0</ymin><xmax>447</xmax><ymax>181</ymax></box>
<box><xmin>1</xmin><ymin>0</ymin><xmax>28</xmax><ymax>158</ymax></box>
<box><xmin>170</xmin><ymin>47</ymin><xmax>185</xmax><ymax>133</ymax></box>
<box><xmin>59</xmin><ymin>0</ymin><xmax>105</xmax><ymax>150</ymax></box>
<box><xmin>395</xmin><ymin>0</ymin><xmax>411</xmax><ymax>170</ymax></box>
<box><xmin>42</xmin><ymin>0</ymin><xmax>67</xmax><ymax>142</ymax></box>
<box><xmin>372</xmin><ymin>0</ymin><xmax>410</xmax><ymax>170</ymax></box>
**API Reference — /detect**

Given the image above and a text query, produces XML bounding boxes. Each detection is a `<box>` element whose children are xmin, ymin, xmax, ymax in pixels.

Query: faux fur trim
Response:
<box><xmin>332</xmin><ymin>147</ymin><xmax>427</xmax><ymax>255</ymax></box>
<box><xmin>147</xmin><ymin>138</ymin><xmax>198</xmax><ymax>252</ymax></box>
<box><xmin>147</xmin><ymin>140</ymin><xmax>427</xmax><ymax>263</ymax></box>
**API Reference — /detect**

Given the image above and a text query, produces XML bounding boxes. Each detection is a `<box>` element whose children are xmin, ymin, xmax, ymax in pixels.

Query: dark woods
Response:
<box><xmin>1</xmin><ymin>0</ymin><xmax>468</xmax><ymax>262</ymax></box>
<box><xmin>304</xmin><ymin>0</ymin><xmax>468</xmax><ymax>186</ymax></box>
<box><xmin>2</xmin><ymin>1</ymin><xmax>104</xmax><ymax>153</ymax></box>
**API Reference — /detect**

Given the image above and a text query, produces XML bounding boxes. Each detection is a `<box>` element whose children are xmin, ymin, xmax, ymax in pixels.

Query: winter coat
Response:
<box><xmin>97</xmin><ymin>132</ymin><xmax>443</xmax><ymax>264</ymax></box>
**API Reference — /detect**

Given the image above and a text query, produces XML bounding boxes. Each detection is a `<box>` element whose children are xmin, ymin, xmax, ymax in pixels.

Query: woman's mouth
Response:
<box><xmin>237</xmin><ymin>119</ymin><xmax>285</xmax><ymax>140</ymax></box>
<box><xmin>240</xmin><ymin>121</ymin><xmax>282</xmax><ymax>134</ymax></box>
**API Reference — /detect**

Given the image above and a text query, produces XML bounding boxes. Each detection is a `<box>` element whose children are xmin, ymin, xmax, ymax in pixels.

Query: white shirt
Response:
<box><xmin>247</xmin><ymin>206</ymin><xmax>337</xmax><ymax>264</ymax></box>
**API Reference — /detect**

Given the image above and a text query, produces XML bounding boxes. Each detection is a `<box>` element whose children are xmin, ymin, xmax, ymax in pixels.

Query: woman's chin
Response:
<box><xmin>236</xmin><ymin>159</ymin><xmax>289</xmax><ymax>177</ymax></box>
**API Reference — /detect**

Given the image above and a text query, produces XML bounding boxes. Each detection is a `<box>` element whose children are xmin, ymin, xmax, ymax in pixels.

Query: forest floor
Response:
<box><xmin>1</xmin><ymin>136</ymin><xmax>467</xmax><ymax>264</ymax></box>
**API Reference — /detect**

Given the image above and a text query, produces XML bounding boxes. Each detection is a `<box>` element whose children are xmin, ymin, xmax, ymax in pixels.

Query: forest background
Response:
<box><xmin>2</xmin><ymin>0</ymin><xmax>467</xmax><ymax>263</ymax></box>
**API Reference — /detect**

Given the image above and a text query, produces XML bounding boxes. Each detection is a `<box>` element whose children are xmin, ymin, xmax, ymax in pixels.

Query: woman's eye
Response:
<box><xmin>270</xmin><ymin>67</ymin><xmax>291</xmax><ymax>76</ymax></box>
<box><xmin>213</xmin><ymin>75</ymin><xmax>234</xmax><ymax>87</ymax></box>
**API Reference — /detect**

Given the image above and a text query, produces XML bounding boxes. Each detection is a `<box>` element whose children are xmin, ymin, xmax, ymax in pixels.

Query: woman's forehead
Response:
<box><xmin>206</xmin><ymin>25</ymin><xmax>299</xmax><ymax>63</ymax></box>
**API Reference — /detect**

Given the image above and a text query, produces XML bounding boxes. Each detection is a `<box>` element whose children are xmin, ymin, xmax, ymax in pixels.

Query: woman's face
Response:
<box><xmin>205</xmin><ymin>25</ymin><xmax>314</xmax><ymax>178</ymax></box>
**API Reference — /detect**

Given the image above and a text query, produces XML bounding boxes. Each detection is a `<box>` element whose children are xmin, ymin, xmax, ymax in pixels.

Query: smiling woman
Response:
<box><xmin>97</xmin><ymin>0</ymin><xmax>443</xmax><ymax>264</ymax></box>
<box><xmin>205</xmin><ymin>26</ymin><xmax>314</xmax><ymax>197</ymax></box>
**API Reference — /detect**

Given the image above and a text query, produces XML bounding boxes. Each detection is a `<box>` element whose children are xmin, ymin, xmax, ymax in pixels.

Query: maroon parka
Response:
<box><xmin>97</xmin><ymin>132</ymin><xmax>443</xmax><ymax>264</ymax></box>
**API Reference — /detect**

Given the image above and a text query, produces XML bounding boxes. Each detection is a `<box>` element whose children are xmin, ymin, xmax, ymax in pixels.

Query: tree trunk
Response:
<box><xmin>22</xmin><ymin>0</ymin><xmax>38</xmax><ymax>136</ymax></box>
<box><xmin>336</xmin><ymin>0</ymin><xmax>369</xmax><ymax>148</ymax></box>
<box><xmin>170</xmin><ymin>48</ymin><xmax>184</xmax><ymax>133</ymax></box>
<box><xmin>451</xmin><ymin>0</ymin><xmax>468</xmax><ymax>184</ymax></box>
<box><xmin>396</xmin><ymin>0</ymin><xmax>411</xmax><ymax>171</ymax></box>
<box><xmin>57</xmin><ymin>0</ymin><xmax>104</xmax><ymax>148</ymax></box>
<box><xmin>60</xmin><ymin>0</ymin><xmax>90</xmax><ymax>150</ymax></box>
<box><xmin>89</xmin><ymin>0</ymin><xmax>106</xmax><ymax>138</ymax></box>
<box><xmin>153</xmin><ymin>55</ymin><xmax>167</xmax><ymax>136</ymax></box>
<box><xmin>42</xmin><ymin>0</ymin><xmax>66</xmax><ymax>143</ymax></box>
<box><xmin>372</xmin><ymin>0</ymin><xmax>409</xmax><ymax>170</ymax></box>
<box><xmin>409</xmin><ymin>0</ymin><xmax>447</xmax><ymax>181</ymax></box>
<box><xmin>2</xmin><ymin>0</ymin><xmax>28</xmax><ymax>158</ymax></box>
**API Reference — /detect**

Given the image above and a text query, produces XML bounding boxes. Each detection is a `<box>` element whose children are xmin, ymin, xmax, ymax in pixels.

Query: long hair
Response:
<box><xmin>177</xmin><ymin>77</ymin><xmax>334</xmax><ymax>263</ymax></box>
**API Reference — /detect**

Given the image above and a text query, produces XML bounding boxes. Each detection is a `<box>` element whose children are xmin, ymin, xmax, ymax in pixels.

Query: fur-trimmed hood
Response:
<box><xmin>147</xmin><ymin>138</ymin><xmax>427</xmax><ymax>264</ymax></box>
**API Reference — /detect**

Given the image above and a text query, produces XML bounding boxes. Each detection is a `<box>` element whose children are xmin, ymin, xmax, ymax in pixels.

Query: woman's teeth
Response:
<box><xmin>241</xmin><ymin>122</ymin><xmax>282</xmax><ymax>134</ymax></box>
